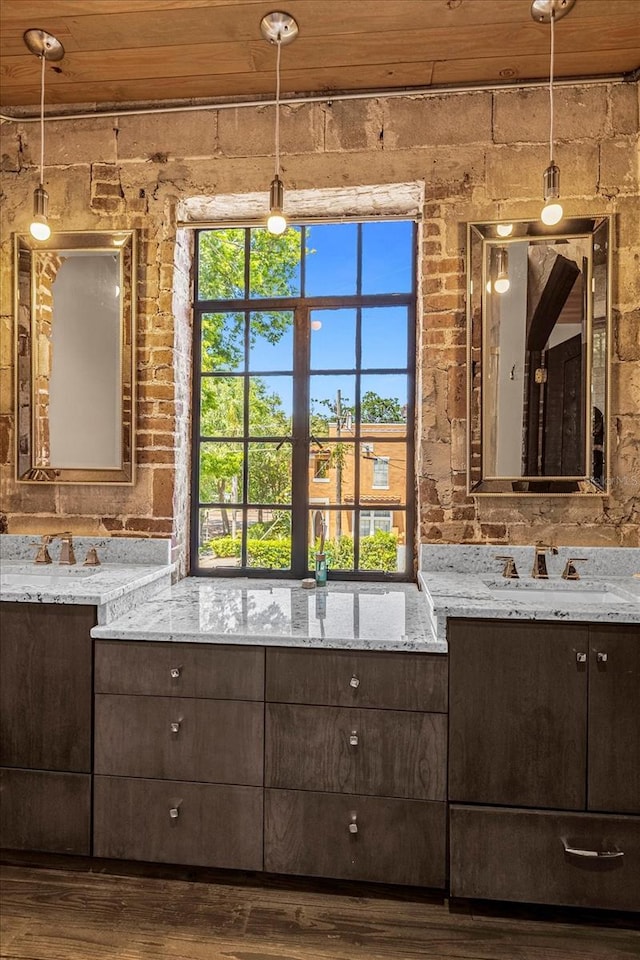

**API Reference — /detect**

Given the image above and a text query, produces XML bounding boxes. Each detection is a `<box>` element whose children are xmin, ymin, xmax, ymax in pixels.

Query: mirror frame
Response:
<box><xmin>466</xmin><ymin>216</ymin><xmax>611</xmax><ymax>497</ymax></box>
<box><xmin>14</xmin><ymin>230</ymin><xmax>137</xmax><ymax>484</ymax></box>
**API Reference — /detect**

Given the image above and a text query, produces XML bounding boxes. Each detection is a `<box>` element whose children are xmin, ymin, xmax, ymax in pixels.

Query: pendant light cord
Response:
<box><xmin>549</xmin><ymin>10</ymin><xmax>555</xmax><ymax>164</ymax></box>
<box><xmin>39</xmin><ymin>51</ymin><xmax>45</xmax><ymax>186</ymax></box>
<box><xmin>274</xmin><ymin>36</ymin><xmax>282</xmax><ymax>178</ymax></box>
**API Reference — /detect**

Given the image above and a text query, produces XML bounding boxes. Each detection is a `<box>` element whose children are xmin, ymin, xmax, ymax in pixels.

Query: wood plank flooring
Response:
<box><xmin>1</xmin><ymin>863</ymin><xmax>639</xmax><ymax>960</ymax></box>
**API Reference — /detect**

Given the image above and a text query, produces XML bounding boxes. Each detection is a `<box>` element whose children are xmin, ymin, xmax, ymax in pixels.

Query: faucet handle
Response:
<box><xmin>83</xmin><ymin>546</ymin><xmax>101</xmax><ymax>566</ymax></box>
<box><xmin>562</xmin><ymin>558</ymin><xmax>588</xmax><ymax>581</ymax></box>
<box><xmin>495</xmin><ymin>555</ymin><xmax>519</xmax><ymax>579</ymax></box>
<box><xmin>31</xmin><ymin>540</ymin><xmax>52</xmax><ymax>564</ymax></box>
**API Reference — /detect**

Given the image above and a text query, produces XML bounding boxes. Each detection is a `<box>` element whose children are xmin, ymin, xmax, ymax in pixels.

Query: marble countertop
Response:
<box><xmin>419</xmin><ymin>570</ymin><xmax>640</xmax><ymax>643</ymax></box>
<box><xmin>91</xmin><ymin>578</ymin><xmax>446</xmax><ymax>653</ymax></box>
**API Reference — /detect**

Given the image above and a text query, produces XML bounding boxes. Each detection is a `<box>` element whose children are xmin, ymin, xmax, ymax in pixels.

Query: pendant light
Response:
<box><xmin>260</xmin><ymin>12</ymin><xmax>298</xmax><ymax>235</ymax></box>
<box><xmin>530</xmin><ymin>0</ymin><xmax>575</xmax><ymax>226</ymax></box>
<box><xmin>24</xmin><ymin>29</ymin><xmax>65</xmax><ymax>241</ymax></box>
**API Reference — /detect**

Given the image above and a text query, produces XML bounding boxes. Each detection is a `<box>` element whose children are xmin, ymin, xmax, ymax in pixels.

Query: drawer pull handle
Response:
<box><xmin>348</xmin><ymin>814</ymin><xmax>358</xmax><ymax>835</ymax></box>
<box><xmin>349</xmin><ymin>731</ymin><xmax>359</xmax><ymax>746</ymax></box>
<box><xmin>349</xmin><ymin>675</ymin><xmax>360</xmax><ymax>689</ymax></box>
<box><xmin>576</xmin><ymin>652</ymin><xmax>587</xmax><ymax>663</ymax></box>
<box><xmin>597</xmin><ymin>651</ymin><xmax>608</xmax><ymax>663</ymax></box>
<box><xmin>170</xmin><ymin>667</ymin><xmax>181</xmax><ymax>679</ymax></box>
<box><xmin>169</xmin><ymin>807</ymin><xmax>180</xmax><ymax>820</ymax></box>
<box><xmin>170</xmin><ymin>721</ymin><xmax>181</xmax><ymax>735</ymax></box>
<box><xmin>561</xmin><ymin>839</ymin><xmax>623</xmax><ymax>860</ymax></box>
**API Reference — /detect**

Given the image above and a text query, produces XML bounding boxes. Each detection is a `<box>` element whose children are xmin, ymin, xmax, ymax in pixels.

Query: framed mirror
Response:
<box><xmin>15</xmin><ymin>230</ymin><xmax>136</xmax><ymax>484</ymax></box>
<box><xmin>467</xmin><ymin>217</ymin><xmax>610</xmax><ymax>496</ymax></box>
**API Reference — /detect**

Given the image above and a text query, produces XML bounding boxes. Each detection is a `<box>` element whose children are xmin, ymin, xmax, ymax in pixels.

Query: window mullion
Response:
<box><xmin>291</xmin><ymin>305</ymin><xmax>310</xmax><ymax>577</ymax></box>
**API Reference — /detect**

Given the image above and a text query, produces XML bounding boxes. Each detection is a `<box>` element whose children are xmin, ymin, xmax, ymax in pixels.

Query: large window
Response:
<box><xmin>192</xmin><ymin>220</ymin><xmax>416</xmax><ymax>579</ymax></box>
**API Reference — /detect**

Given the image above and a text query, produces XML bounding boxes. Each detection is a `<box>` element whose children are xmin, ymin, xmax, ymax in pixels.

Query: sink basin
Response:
<box><xmin>487</xmin><ymin>587</ymin><xmax>633</xmax><ymax>607</ymax></box>
<box><xmin>1</xmin><ymin>565</ymin><xmax>101</xmax><ymax>583</ymax></box>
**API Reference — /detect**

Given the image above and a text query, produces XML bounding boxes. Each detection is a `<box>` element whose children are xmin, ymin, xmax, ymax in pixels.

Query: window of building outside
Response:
<box><xmin>192</xmin><ymin>220</ymin><xmax>416</xmax><ymax>580</ymax></box>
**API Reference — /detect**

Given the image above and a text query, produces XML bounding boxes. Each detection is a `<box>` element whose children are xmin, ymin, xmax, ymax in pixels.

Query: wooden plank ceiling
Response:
<box><xmin>1</xmin><ymin>0</ymin><xmax>639</xmax><ymax>110</ymax></box>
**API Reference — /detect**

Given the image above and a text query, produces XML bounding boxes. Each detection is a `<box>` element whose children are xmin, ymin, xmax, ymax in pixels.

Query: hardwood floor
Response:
<box><xmin>1</xmin><ymin>863</ymin><xmax>639</xmax><ymax>960</ymax></box>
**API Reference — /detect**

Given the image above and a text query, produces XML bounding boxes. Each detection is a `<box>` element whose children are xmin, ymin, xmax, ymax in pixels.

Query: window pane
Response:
<box><xmin>248</xmin><ymin>442</ymin><xmax>292</xmax><ymax>504</ymax></box>
<box><xmin>200</xmin><ymin>376</ymin><xmax>244</xmax><ymax>437</ymax></box>
<box><xmin>362</xmin><ymin>221</ymin><xmax>413</xmax><ymax>294</ymax></box>
<box><xmin>199</xmin><ymin>442</ymin><xmax>243</xmax><ymax>503</ymax></box>
<box><xmin>360</xmin><ymin>442</ymin><xmax>406</xmax><ymax>500</ymax></box>
<box><xmin>359</xmin><ymin>375</ymin><xmax>407</xmax><ymax>434</ymax></box>
<box><xmin>247</xmin><ymin>509</ymin><xmax>291</xmax><ymax>570</ymax></box>
<box><xmin>249</xmin><ymin>227</ymin><xmax>301</xmax><ymax>299</ymax></box>
<box><xmin>248</xmin><ymin>376</ymin><xmax>292</xmax><ymax>436</ymax></box>
<box><xmin>198</xmin><ymin>229</ymin><xmax>245</xmax><ymax>300</ymax></box>
<box><xmin>308</xmin><ymin>441</ymin><xmax>355</xmax><ymax>504</ymax></box>
<box><xmin>310</xmin><ymin>309</ymin><xmax>356</xmax><ymax>371</ymax></box>
<box><xmin>198</xmin><ymin>507</ymin><xmax>241</xmax><ymax>569</ymax></box>
<box><xmin>358</xmin><ymin>511</ymin><xmax>404</xmax><ymax>573</ymax></box>
<box><xmin>309</xmin><ymin>376</ymin><xmax>356</xmax><ymax>437</ymax></box>
<box><xmin>361</xmin><ymin>306</ymin><xmax>408</xmax><ymax>369</ymax></box>
<box><xmin>308</xmin><ymin>509</ymin><xmax>355</xmax><ymax>572</ymax></box>
<box><xmin>249</xmin><ymin>311</ymin><xmax>293</xmax><ymax>372</ymax></box>
<box><xmin>201</xmin><ymin>312</ymin><xmax>244</xmax><ymax>372</ymax></box>
<box><xmin>304</xmin><ymin>223</ymin><xmax>357</xmax><ymax>297</ymax></box>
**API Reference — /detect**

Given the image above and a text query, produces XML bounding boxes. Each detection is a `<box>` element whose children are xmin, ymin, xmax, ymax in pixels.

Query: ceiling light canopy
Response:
<box><xmin>24</xmin><ymin>29</ymin><xmax>65</xmax><ymax>242</ymax></box>
<box><xmin>531</xmin><ymin>0</ymin><xmax>576</xmax><ymax>227</ymax></box>
<box><xmin>260</xmin><ymin>11</ymin><xmax>298</xmax><ymax>236</ymax></box>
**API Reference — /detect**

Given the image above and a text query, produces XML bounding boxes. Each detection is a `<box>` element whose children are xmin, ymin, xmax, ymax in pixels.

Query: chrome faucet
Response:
<box><xmin>32</xmin><ymin>531</ymin><xmax>75</xmax><ymax>565</ymax></box>
<box><xmin>532</xmin><ymin>542</ymin><xmax>558</xmax><ymax>579</ymax></box>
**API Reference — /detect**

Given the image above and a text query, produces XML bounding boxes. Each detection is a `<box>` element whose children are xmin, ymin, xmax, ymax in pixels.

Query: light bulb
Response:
<box><xmin>311</xmin><ymin>319</ymin><xmax>322</xmax><ymax>331</ymax></box>
<box><xmin>267</xmin><ymin>212</ymin><xmax>287</xmax><ymax>236</ymax></box>
<box><xmin>496</xmin><ymin>223</ymin><xmax>513</xmax><ymax>237</ymax></box>
<box><xmin>494</xmin><ymin>276</ymin><xmax>510</xmax><ymax>294</ymax></box>
<box><xmin>541</xmin><ymin>201</ymin><xmax>563</xmax><ymax>226</ymax></box>
<box><xmin>486</xmin><ymin>280</ymin><xmax>492</xmax><ymax>294</ymax></box>
<box><xmin>30</xmin><ymin>217</ymin><xmax>51</xmax><ymax>241</ymax></box>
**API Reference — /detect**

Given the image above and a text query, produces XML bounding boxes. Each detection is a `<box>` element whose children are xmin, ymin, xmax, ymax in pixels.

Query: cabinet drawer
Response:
<box><xmin>266</xmin><ymin>649</ymin><xmax>447</xmax><ymax>711</ymax></box>
<box><xmin>95</xmin><ymin>695</ymin><xmax>263</xmax><ymax>785</ymax></box>
<box><xmin>450</xmin><ymin>804</ymin><xmax>640</xmax><ymax>912</ymax></box>
<box><xmin>0</xmin><ymin>767</ymin><xmax>90</xmax><ymax>855</ymax></box>
<box><xmin>95</xmin><ymin>641</ymin><xmax>264</xmax><ymax>700</ymax></box>
<box><xmin>94</xmin><ymin>776</ymin><xmax>263</xmax><ymax>871</ymax></box>
<box><xmin>266</xmin><ymin>703</ymin><xmax>446</xmax><ymax>800</ymax></box>
<box><xmin>265</xmin><ymin>788</ymin><xmax>446</xmax><ymax>888</ymax></box>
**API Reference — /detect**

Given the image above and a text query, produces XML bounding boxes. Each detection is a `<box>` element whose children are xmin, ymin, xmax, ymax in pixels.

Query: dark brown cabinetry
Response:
<box><xmin>265</xmin><ymin>648</ymin><xmax>448</xmax><ymax>887</ymax></box>
<box><xmin>93</xmin><ymin>641</ymin><xmax>265</xmax><ymax>870</ymax></box>
<box><xmin>0</xmin><ymin>603</ymin><xmax>94</xmax><ymax>854</ymax></box>
<box><xmin>448</xmin><ymin>619</ymin><xmax>640</xmax><ymax>911</ymax></box>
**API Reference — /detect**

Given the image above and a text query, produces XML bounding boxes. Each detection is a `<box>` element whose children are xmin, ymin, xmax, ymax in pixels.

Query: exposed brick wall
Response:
<box><xmin>0</xmin><ymin>80</ymin><xmax>638</xmax><ymax>569</ymax></box>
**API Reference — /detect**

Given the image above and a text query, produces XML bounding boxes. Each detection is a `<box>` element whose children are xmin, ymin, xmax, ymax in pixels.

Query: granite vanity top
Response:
<box><xmin>91</xmin><ymin>578</ymin><xmax>445</xmax><ymax>653</ymax></box>
<box><xmin>0</xmin><ymin>536</ymin><xmax>174</xmax><ymax>624</ymax></box>
<box><xmin>419</xmin><ymin>544</ymin><xmax>640</xmax><ymax>643</ymax></box>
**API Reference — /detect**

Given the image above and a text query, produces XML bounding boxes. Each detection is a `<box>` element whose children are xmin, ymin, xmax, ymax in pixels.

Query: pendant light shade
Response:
<box><xmin>531</xmin><ymin>0</ymin><xmax>575</xmax><ymax>227</ymax></box>
<box><xmin>260</xmin><ymin>12</ymin><xmax>298</xmax><ymax>236</ymax></box>
<box><xmin>24</xmin><ymin>29</ymin><xmax>64</xmax><ymax>242</ymax></box>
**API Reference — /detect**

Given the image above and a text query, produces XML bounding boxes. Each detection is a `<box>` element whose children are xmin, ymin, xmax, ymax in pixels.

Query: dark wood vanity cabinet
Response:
<box><xmin>264</xmin><ymin>648</ymin><xmax>448</xmax><ymax>888</ymax></box>
<box><xmin>0</xmin><ymin>603</ymin><xmax>94</xmax><ymax>854</ymax></box>
<box><xmin>448</xmin><ymin>619</ymin><xmax>640</xmax><ymax>911</ymax></box>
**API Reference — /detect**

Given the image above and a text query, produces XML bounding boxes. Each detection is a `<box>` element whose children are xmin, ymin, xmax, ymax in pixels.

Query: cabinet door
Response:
<box><xmin>448</xmin><ymin>619</ymin><xmax>588</xmax><ymax>809</ymax></box>
<box><xmin>265</xmin><ymin>788</ymin><xmax>446</xmax><ymax>887</ymax></box>
<box><xmin>0</xmin><ymin>768</ymin><xmax>90</xmax><ymax>855</ymax></box>
<box><xmin>95</xmin><ymin>695</ymin><xmax>263</xmax><ymax>785</ymax></box>
<box><xmin>588</xmin><ymin>624</ymin><xmax>640</xmax><ymax>814</ymax></box>
<box><xmin>0</xmin><ymin>603</ymin><xmax>93</xmax><ymax>772</ymax></box>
